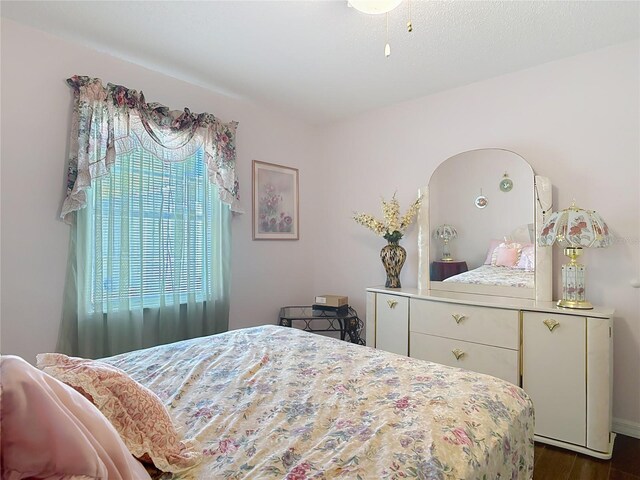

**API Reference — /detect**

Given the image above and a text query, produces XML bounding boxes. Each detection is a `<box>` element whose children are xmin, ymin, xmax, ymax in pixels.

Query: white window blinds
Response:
<box><xmin>88</xmin><ymin>147</ymin><xmax>216</xmax><ymax>312</ymax></box>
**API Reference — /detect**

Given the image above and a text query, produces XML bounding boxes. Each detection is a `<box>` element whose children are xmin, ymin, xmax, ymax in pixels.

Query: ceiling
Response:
<box><xmin>2</xmin><ymin>1</ymin><xmax>638</xmax><ymax>125</ymax></box>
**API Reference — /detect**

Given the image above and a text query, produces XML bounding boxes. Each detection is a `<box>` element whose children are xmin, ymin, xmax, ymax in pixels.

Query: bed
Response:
<box><xmin>443</xmin><ymin>264</ymin><xmax>535</xmax><ymax>288</ymax></box>
<box><xmin>4</xmin><ymin>325</ymin><xmax>533</xmax><ymax>478</ymax></box>
<box><xmin>93</xmin><ymin>325</ymin><xmax>534</xmax><ymax>479</ymax></box>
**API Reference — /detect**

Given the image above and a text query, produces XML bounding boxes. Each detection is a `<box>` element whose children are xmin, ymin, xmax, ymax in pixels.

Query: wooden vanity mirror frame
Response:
<box><xmin>417</xmin><ymin>148</ymin><xmax>552</xmax><ymax>302</ymax></box>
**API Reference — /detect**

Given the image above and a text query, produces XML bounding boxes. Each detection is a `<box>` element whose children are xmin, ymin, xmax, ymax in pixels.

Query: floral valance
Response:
<box><xmin>60</xmin><ymin>75</ymin><xmax>242</xmax><ymax>223</ymax></box>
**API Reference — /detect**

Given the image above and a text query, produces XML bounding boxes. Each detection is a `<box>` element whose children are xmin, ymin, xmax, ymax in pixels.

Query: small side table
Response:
<box><xmin>430</xmin><ymin>260</ymin><xmax>468</xmax><ymax>281</ymax></box>
<box><xmin>278</xmin><ymin>306</ymin><xmax>364</xmax><ymax>345</ymax></box>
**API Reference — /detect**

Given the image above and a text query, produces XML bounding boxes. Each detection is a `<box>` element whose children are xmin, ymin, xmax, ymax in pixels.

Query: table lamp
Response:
<box><xmin>434</xmin><ymin>224</ymin><xmax>458</xmax><ymax>262</ymax></box>
<box><xmin>538</xmin><ymin>202</ymin><xmax>612</xmax><ymax>309</ymax></box>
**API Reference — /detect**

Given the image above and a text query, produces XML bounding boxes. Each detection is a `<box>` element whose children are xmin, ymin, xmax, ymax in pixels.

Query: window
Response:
<box><xmin>60</xmin><ymin>75</ymin><xmax>237</xmax><ymax>357</ymax></box>
<box><xmin>87</xmin><ymin>146</ymin><xmax>218</xmax><ymax>313</ymax></box>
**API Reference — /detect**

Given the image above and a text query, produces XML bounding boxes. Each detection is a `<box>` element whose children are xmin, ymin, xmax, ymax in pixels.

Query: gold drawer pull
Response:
<box><xmin>387</xmin><ymin>299</ymin><xmax>398</xmax><ymax>309</ymax></box>
<box><xmin>452</xmin><ymin>349</ymin><xmax>465</xmax><ymax>360</ymax></box>
<box><xmin>452</xmin><ymin>314</ymin><xmax>466</xmax><ymax>324</ymax></box>
<box><xmin>543</xmin><ymin>319</ymin><xmax>560</xmax><ymax>332</ymax></box>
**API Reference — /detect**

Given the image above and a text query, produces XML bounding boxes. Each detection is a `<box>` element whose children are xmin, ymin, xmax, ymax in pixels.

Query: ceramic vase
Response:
<box><xmin>380</xmin><ymin>242</ymin><xmax>407</xmax><ymax>288</ymax></box>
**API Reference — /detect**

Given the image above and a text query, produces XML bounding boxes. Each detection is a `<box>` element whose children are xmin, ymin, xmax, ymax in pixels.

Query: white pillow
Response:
<box><xmin>516</xmin><ymin>244</ymin><xmax>535</xmax><ymax>271</ymax></box>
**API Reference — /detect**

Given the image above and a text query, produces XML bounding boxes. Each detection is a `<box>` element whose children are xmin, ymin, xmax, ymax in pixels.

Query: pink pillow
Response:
<box><xmin>517</xmin><ymin>244</ymin><xmax>535</xmax><ymax>271</ymax></box>
<box><xmin>495</xmin><ymin>247</ymin><xmax>520</xmax><ymax>267</ymax></box>
<box><xmin>483</xmin><ymin>239</ymin><xmax>503</xmax><ymax>265</ymax></box>
<box><xmin>36</xmin><ymin>353</ymin><xmax>201</xmax><ymax>473</ymax></box>
<box><xmin>491</xmin><ymin>242</ymin><xmax>522</xmax><ymax>265</ymax></box>
<box><xmin>1</xmin><ymin>355</ymin><xmax>151</xmax><ymax>480</ymax></box>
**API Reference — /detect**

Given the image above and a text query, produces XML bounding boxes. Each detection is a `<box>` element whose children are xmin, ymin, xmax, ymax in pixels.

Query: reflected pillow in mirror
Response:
<box><xmin>494</xmin><ymin>247</ymin><xmax>520</xmax><ymax>267</ymax></box>
<box><xmin>483</xmin><ymin>239</ymin><xmax>503</xmax><ymax>265</ymax></box>
<box><xmin>517</xmin><ymin>244</ymin><xmax>535</xmax><ymax>271</ymax></box>
<box><xmin>491</xmin><ymin>242</ymin><xmax>522</xmax><ymax>266</ymax></box>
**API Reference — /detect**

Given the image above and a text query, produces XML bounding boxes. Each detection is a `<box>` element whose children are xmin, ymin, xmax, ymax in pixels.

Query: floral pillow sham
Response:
<box><xmin>36</xmin><ymin>353</ymin><xmax>201</xmax><ymax>473</ymax></box>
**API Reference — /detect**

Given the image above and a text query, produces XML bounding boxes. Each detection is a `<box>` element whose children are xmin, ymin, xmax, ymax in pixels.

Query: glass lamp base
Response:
<box><xmin>441</xmin><ymin>240</ymin><xmax>453</xmax><ymax>262</ymax></box>
<box><xmin>557</xmin><ymin>298</ymin><xmax>593</xmax><ymax>309</ymax></box>
<box><xmin>559</xmin><ymin>248</ymin><xmax>592</xmax><ymax>309</ymax></box>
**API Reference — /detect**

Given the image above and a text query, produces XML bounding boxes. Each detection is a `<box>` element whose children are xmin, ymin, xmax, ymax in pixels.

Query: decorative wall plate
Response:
<box><xmin>475</xmin><ymin>195</ymin><xmax>488</xmax><ymax>208</ymax></box>
<box><xmin>500</xmin><ymin>174</ymin><xmax>513</xmax><ymax>192</ymax></box>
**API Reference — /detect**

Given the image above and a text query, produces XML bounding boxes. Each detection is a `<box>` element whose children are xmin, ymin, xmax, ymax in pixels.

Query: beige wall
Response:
<box><xmin>0</xmin><ymin>19</ymin><xmax>323</xmax><ymax>363</ymax></box>
<box><xmin>316</xmin><ymin>41</ymin><xmax>639</xmax><ymax>430</ymax></box>
<box><xmin>1</xmin><ymin>18</ymin><xmax>638</xmax><ymax>432</ymax></box>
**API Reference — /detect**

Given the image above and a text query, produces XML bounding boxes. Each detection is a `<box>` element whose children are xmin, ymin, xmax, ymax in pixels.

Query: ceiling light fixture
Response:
<box><xmin>348</xmin><ymin>0</ymin><xmax>413</xmax><ymax>58</ymax></box>
<box><xmin>348</xmin><ymin>0</ymin><xmax>403</xmax><ymax>15</ymax></box>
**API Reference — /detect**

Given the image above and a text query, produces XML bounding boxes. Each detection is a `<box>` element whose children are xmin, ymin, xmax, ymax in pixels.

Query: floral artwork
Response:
<box><xmin>259</xmin><ymin>183</ymin><xmax>293</xmax><ymax>233</ymax></box>
<box><xmin>253</xmin><ymin>161</ymin><xmax>299</xmax><ymax>240</ymax></box>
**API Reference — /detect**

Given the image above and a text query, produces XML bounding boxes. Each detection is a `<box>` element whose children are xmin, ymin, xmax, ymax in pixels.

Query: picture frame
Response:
<box><xmin>252</xmin><ymin>160</ymin><xmax>299</xmax><ymax>240</ymax></box>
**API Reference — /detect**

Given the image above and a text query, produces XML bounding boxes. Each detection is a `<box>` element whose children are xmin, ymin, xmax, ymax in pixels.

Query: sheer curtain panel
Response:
<box><xmin>58</xmin><ymin>76</ymin><xmax>240</xmax><ymax>358</ymax></box>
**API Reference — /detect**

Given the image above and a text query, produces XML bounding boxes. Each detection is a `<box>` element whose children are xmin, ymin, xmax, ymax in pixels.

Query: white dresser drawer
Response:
<box><xmin>410</xmin><ymin>298</ymin><xmax>519</xmax><ymax>349</ymax></box>
<box><xmin>410</xmin><ymin>332</ymin><xmax>519</xmax><ymax>385</ymax></box>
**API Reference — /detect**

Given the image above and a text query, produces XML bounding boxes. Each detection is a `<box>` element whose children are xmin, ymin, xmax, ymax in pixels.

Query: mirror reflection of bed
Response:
<box><xmin>420</xmin><ymin>148</ymin><xmax>552</xmax><ymax>301</ymax></box>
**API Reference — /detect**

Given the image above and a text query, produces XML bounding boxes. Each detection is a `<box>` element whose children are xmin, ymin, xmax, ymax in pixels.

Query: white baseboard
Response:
<box><xmin>534</xmin><ymin>434</ymin><xmax>614</xmax><ymax>460</ymax></box>
<box><xmin>613</xmin><ymin>418</ymin><xmax>640</xmax><ymax>439</ymax></box>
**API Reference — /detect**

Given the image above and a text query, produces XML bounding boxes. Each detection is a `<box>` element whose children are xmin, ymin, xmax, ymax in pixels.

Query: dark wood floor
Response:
<box><xmin>534</xmin><ymin>434</ymin><xmax>640</xmax><ymax>480</ymax></box>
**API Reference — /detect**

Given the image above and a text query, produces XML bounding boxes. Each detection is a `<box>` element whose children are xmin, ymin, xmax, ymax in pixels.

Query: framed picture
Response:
<box><xmin>252</xmin><ymin>160</ymin><xmax>299</xmax><ymax>240</ymax></box>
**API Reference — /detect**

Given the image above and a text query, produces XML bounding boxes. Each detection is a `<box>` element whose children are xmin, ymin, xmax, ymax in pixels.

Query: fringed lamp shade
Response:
<box><xmin>538</xmin><ymin>202</ymin><xmax>612</xmax><ymax>309</ymax></box>
<box><xmin>434</xmin><ymin>224</ymin><xmax>458</xmax><ymax>262</ymax></box>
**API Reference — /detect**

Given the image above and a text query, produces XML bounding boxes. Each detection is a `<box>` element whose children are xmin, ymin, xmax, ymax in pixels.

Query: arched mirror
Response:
<box><xmin>417</xmin><ymin>148</ymin><xmax>552</xmax><ymax>301</ymax></box>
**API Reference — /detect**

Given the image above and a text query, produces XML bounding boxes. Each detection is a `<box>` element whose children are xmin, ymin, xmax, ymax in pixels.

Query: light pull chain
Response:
<box><xmin>407</xmin><ymin>0</ymin><xmax>413</xmax><ymax>32</ymax></box>
<box><xmin>385</xmin><ymin>12</ymin><xmax>391</xmax><ymax>57</ymax></box>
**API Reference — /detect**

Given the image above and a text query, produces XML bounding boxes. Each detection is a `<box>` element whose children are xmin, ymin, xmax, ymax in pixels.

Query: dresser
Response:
<box><xmin>365</xmin><ymin>286</ymin><xmax>615</xmax><ymax>459</ymax></box>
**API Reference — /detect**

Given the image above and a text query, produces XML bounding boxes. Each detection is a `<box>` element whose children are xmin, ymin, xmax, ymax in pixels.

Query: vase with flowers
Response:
<box><xmin>353</xmin><ymin>193</ymin><xmax>423</xmax><ymax>288</ymax></box>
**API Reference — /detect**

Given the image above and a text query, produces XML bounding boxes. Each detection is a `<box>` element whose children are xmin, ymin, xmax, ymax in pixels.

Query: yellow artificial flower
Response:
<box><xmin>354</xmin><ymin>193</ymin><xmax>423</xmax><ymax>243</ymax></box>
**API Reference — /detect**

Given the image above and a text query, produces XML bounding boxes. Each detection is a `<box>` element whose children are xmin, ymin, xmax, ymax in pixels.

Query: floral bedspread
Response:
<box><xmin>103</xmin><ymin>326</ymin><xmax>534</xmax><ymax>479</ymax></box>
<box><xmin>444</xmin><ymin>265</ymin><xmax>535</xmax><ymax>288</ymax></box>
